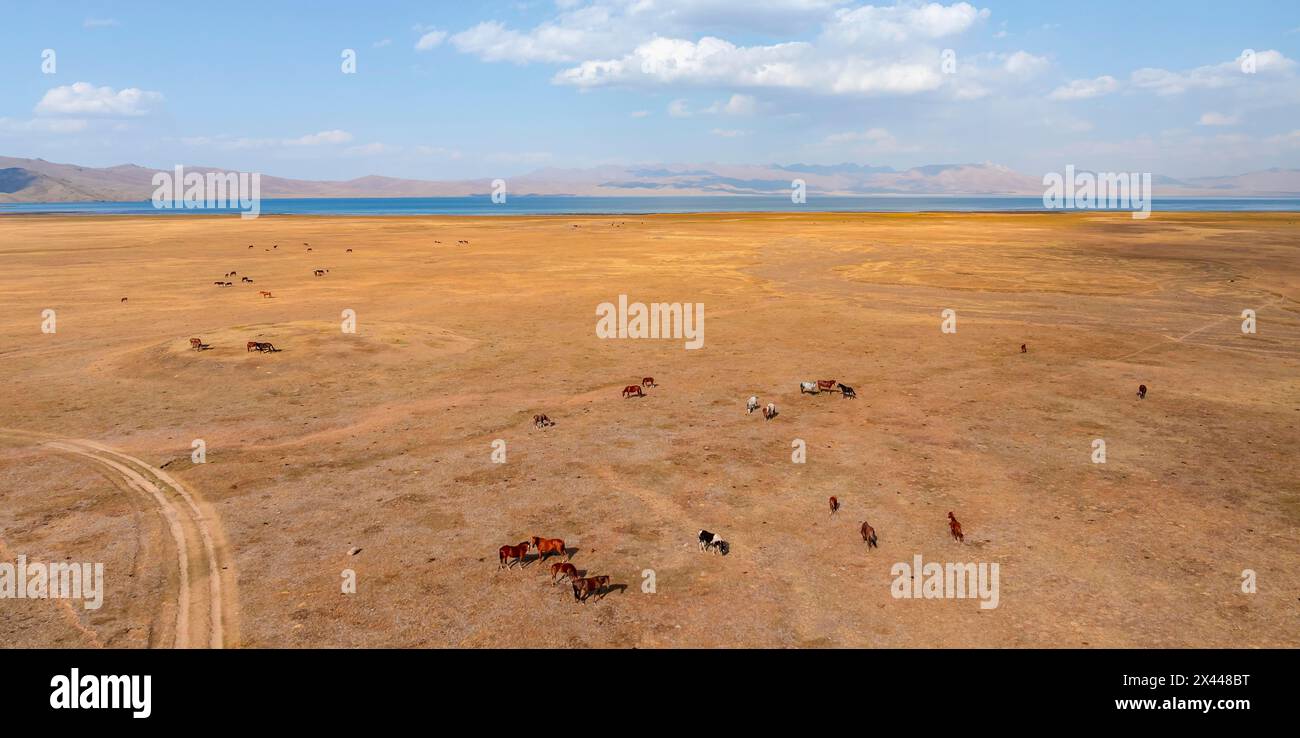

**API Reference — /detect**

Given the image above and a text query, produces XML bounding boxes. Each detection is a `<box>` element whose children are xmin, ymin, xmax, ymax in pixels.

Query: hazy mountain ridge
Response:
<box><xmin>1</xmin><ymin>156</ymin><xmax>1297</xmax><ymax>202</ymax></box>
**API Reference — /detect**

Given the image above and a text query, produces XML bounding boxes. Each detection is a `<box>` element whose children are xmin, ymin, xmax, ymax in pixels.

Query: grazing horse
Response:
<box><xmin>498</xmin><ymin>541</ymin><xmax>530</xmax><ymax>569</ymax></box>
<box><xmin>246</xmin><ymin>341</ymin><xmax>259</xmax><ymax>352</ymax></box>
<box><xmin>1136</xmin><ymin>384</ymin><xmax>1147</xmax><ymax>400</ymax></box>
<box><xmin>746</xmin><ymin>396</ymin><xmax>759</xmax><ymax>414</ymax></box>
<box><xmin>530</xmin><ymin>536</ymin><xmax>568</xmax><ymax>563</ymax></box>
<box><xmin>550</xmin><ymin>562</ymin><xmax>578</xmax><ymax>585</ymax></box>
<box><xmin>860</xmin><ymin>521</ymin><xmax>878</xmax><ymax>549</ymax></box>
<box><xmin>763</xmin><ymin>403</ymin><xmax>777</xmax><ymax>420</ymax></box>
<box><xmin>313</xmin><ymin>269</ymin><xmax>325</xmax><ymax>277</ymax></box>
<box><xmin>571</xmin><ymin>575</ymin><xmax>610</xmax><ymax>603</ymax></box>
<box><xmin>259</xmin><ymin>291</ymin><xmax>273</xmax><ymax>298</ymax></box>
<box><xmin>837</xmin><ymin>383</ymin><xmax>856</xmax><ymax>399</ymax></box>
<box><xmin>698</xmin><ymin>530</ymin><xmax>729</xmax><ymax>555</ymax></box>
<box><xmin>1020</xmin><ymin>343</ymin><xmax>1027</xmax><ymax>353</ymax></box>
<box><xmin>247</xmin><ymin>341</ymin><xmax>276</xmax><ymax>353</ymax></box>
<box><xmin>799</xmin><ymin>381</ymin><xmax>819</xmax><ymax>394</ymax></box>
<box><xmin>120</xmin><ymin>297</ymin><xmax>128</xmax><ymax>303</ymax></box>
<box><xmin>829</xmin><ymin>496</ymin><xmax>840</xmax><ymax>515</ymax></box>
<box><xmin>641</xmin><ymin>376</ymin><xmax>655</xmax><ymax>388</ymax></box>
<box><xmin>948</xmin><ymin>512</ymin><xmax>964</xmax><ymax>543</ymax></box>
<box><xmin>242</xmin><ymin>277</ymin><xmax>253</xmax><ymax>283</ymax></box>
<box><xmin>346</xmin><ymin>248</ymin><xmax>353</xmax><ymax>253</ymax></box>
<box><xmin>533</xmin><ymin>414</ymin><xmax>554</xmax><ymax>428</ymax></box>
<box><xmin>189</xmin><ymin>338</ymin><xmax>203</xmax><ymax>350</ymax></box>
<box><xmin>816</xmin><ymin>379</ymin><xmax>837</xmax><ymax>392</ymax></box>
<box><xmin>248</xmin><ymin>244</ymin><xmax>254</xmax><ymax>249</ymax></box>
<box><xmin>622</xmin><ymin>385</ymin><xmax>645</xmax><ymax>398</ymax></box>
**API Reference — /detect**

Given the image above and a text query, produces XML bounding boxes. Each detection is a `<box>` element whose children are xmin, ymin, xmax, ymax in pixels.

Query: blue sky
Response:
<box><xmin>1</xmin><ymin>0</ymin><xmax>1297</xmax><ymax>180</ymax></box>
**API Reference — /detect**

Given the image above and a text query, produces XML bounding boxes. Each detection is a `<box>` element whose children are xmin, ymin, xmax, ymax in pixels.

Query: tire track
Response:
<box><xmin>0</xmin><ymin>429</ymin><xmax>237</xmax><ymax>648</ymax></box>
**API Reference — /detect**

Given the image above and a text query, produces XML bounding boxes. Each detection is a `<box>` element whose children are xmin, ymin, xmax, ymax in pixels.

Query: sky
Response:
<box><xmin>1</xmin><ymin>0</ymin><xmax>1298</xmax><ymax>181</ymax></box>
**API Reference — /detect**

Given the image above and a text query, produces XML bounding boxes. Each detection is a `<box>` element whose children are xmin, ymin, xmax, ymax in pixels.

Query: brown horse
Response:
<box><xmin>622</xmin><ymin>385</ymin><xmax>644</xmax><ymax>398</ymax></box>
<box><xmin>531</xmin><ymin>536</ymin><xmax>568</xmax><ymax>563</ymax></box>
<box><xmin>246</xmin><ymin>341</ymin><xmax>259</xmax><ymax>352</ymax></box>
<box><xmin>948</xmin><ymin>512</ymin><xmax>964</xmax><ymax>543</ymax></box>
<box><xmin>1136</xmin><ymin>384</ymin><xmax>1147</xmax><ymax>400</ymax></box>
<box><xmin>189</xmin><ymin>338</ymin><xmax>203</xmax><ymax>350</ymax></box>
<box><xmin>861</xmin><ymin>521</ymin><xmax>878</xmax><ymax>549</ymax></box>
<box><xmin>533</xmin><ymin>414</ymin><xmax>554</xmax><ymax>428</ymax></box>
<box><xmin>641</xmin><ymin>376</ymin><xmax>655</xmax><ymax>388</ymax></box>
<box><xmin>550</xmin><ymin>562</ymin><xmax>578</xmax><ymax>585</ymax></box>
<box><xmin>498</xmin><ymin>541</ymin><xmax>530</xmax><ymax>569</ymax></box>
<box><xmin>1020</xmin><ymin>343</ymin><xmax>1027</xmax><ymax>353</ymax></box>
<box><xmin>828</xmin><ymin>496</ymin><xmax>840</xmax><ymax>515</ymax></box>
<box><xmin>571</xmin><ymin>575</ymin><xmax>611</xmax><ymax>603</ymax></box>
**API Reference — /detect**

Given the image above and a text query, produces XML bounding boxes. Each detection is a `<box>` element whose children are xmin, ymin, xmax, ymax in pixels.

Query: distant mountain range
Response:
<box><xmin>2</xmin><ymin>156</ymin><xmax>1298</xmax><ymax>202</ymax></box>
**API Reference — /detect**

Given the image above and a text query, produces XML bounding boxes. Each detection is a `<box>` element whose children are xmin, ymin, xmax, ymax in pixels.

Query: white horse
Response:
<box><xmin>746</xmin><ymin>396</ymin><xmax>759</xmax><ymax>413</ymax></box>
<box><xmin>799</xmin><ymin>381</ymin><xmax>819</xmax><ymax>394</ymax></box>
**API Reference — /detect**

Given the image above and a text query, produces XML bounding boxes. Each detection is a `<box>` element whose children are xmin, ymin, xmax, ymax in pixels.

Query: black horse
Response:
<box><xmin>837</xmin><ymin>383</ymin><xmax>857</xmax><ymax>399</ymax></box>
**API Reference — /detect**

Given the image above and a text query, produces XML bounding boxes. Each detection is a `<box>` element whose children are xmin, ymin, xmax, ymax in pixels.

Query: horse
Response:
<box><xmin>1020</xmin><ymin>343</ymin><xmax>1027</xmax><ymax>353</ymax></box>
<box><xmin>799</xmin><ymin>381</ymin><xmax>819</xmax><ymax>394</ymax></box>
<box><xmin>533</xmin><ymin>414</ymin><xmax>554</xmax><ymax>428</ymax></box>
<box><xmin>829</xmin><ymin>496</ymin><xmax>840</xmax><ymax>515</ymax></box>
<box><xmin>816</xmin><ymin>379</ymin><xmax>837</xmax><ymax>392</ymax></box>
<box><xmin>641</xmin><ymin>377</ymin><xmax>655</xmax><ymax>388</ymax></box>
<box><xmin>763</xmin><ymin>403</ymin><xmax>777</xmax><ymax>420</ymax></box>
<box><xmin>550</xmin><ymin>562</ymin><xmax>579</xmax><ymax>585</ymax></box>
<box><xmin>746</xmin><ymin>396</ymin><xmax>759</xmax><ymax>414</ymax></box>
<box><xmin>622</xmin><ymin>385</ymin><xmax>645</xmax><ymax>398</ymax></box>
<box><xmin>530</xmin><ymin>536</ymin><xmax>568</xmax><ymax>563</ymax></box>
<box><xmin>498</xmin><ymin>541</ymin><xmax>530</xmax><ymax>569</ymax></box>
<box><xmin>259</xmin><ymin>291</ymin><xmax>273</xmax><ymax>298</ymax></box>
<box><xmin>246</xmin><ymin>341</ymin><xmax>259</xmax><ymax>352</ymax></box>
<box><xmin>948</xmin><ymin>512</ymin><xmax>964</xmax><ymax>543</ymax></box>
<box><xmin>1136</xmin><ymin>384</ymin><xmax>1147</xmax><ymax>400</ymax></box>
<box><xmin>189</xmin><ymin>338</ymin><xmax>203</xmax><ymax>351</ymax></box>
<box><xmin>571</xmin><ymin>575</ymin><xmax>610</xmax><ymax>603</ymax></box>
<box><xmin>837</xmin><ymin>383</ymin><xmax>856</xmax><ymax>399</ymax></box>
<box><xmin>861</xmin><ymin>521</ymin><xmax>878</xmax><ymax>549</ymax></box>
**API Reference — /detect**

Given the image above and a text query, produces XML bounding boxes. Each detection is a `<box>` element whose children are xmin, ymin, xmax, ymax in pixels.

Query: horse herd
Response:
<box><xmin>497</xmin><ymin>536</ymin><xmax>618</xmax><ymax>603</ymax></box>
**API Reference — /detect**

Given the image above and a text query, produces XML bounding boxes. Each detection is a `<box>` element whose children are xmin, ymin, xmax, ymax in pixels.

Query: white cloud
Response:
<box><xmin>1048</xmin><ymin>75</ymin><xmax>1119</xmax><ymax>100</ymax></box>
<box><xmin>705</xmin><ymin>93</ymin><xmax>758</xmax><ymax>115</ymax></box>
<box><xmin>668</xmin><ymin>99</ymin><xmax>692</xmax><ymax>117</ymax></box>
<box><xmin>1130</xmin><ymin>50</ymin><xmax>1295</xmax><ymax>96</ymax></box>
<box><xmin>181</xmin><ymin>130</ymin><xmax>354</xmax><ymax>150</ymax></box>
<box><xmin>83</xmin><ymin>18</ymin><xmax>119</xmax><ymax>29</ymax></box>
<box><xmin>286</xmin><ymin>129</ymin><xmax>353</xmax><ymax>146</ymax></box>
<box><xmin>416</xmin><ymin>30</ymin><xmax>448</xmax><ymax>51</ymax></box>
<box><xmin>818</xmin><ymin>126</ymin><xmax>915</xmax><ymax>153</ymax></box>
<box><xmin>1002</xmin><ymin>50</ymin><xmax>1048</xmax><ymax>76</ymax></box>
<box><xmin>1198</xmin><ymin>112</ymin><xmax>1239</xmax><ymax>126</ymax></box>
<box><xmin>35</xmin><ymin>82</ymin><xmax>163</xmax><ymax>117</ymax></box>
<box><xmin>822</xmin><ymin>2</ymin><xmax>989</xmax><ymax>46</ymax></box>
<box><xmin>460</xmin><ymin>2</ymin><xmax>1002</xmax><ymax>99</ymax></box>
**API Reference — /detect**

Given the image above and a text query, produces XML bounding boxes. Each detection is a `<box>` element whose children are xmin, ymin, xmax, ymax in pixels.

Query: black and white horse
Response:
<box><xmin>698</xmin><ymin>529</ymin><xmax>729</xmax><ymax>555</ymax></box>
